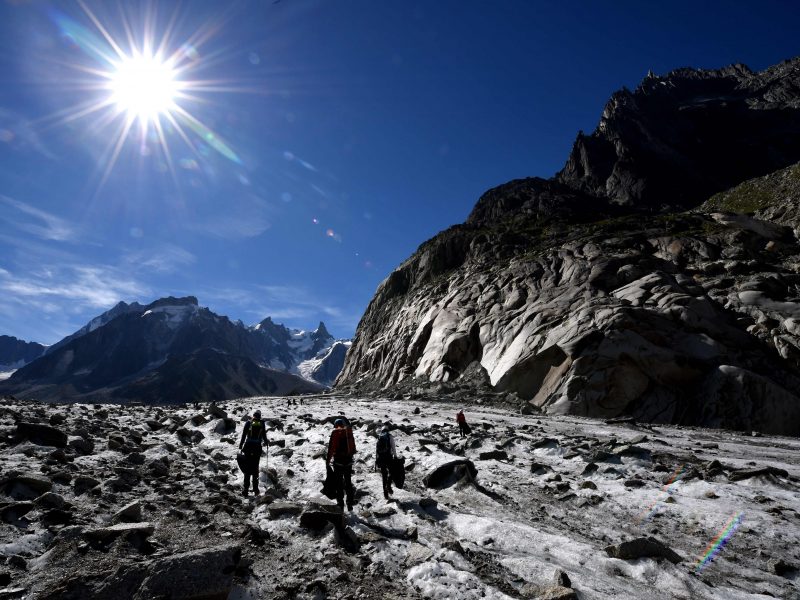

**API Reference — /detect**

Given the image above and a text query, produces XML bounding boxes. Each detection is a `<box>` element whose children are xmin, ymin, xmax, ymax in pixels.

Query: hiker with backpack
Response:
<box><xmin>326</xmin><ymin>417</ymin><xmax>356</xmax><ymax>510</ymax></box>
<box><xmin>239</xmin><ymin>409</ymin><xmax>268</xmax><ymax>497</ymax></box>
<box><xmin>457</xmin><ymin>409</ymin><xmax>471</xmax><ymax>437</ymax></box>
<box><xmin>375</xmin><ymin>424</ymin><xmax>397</xmax><ymax>499</ymax></box>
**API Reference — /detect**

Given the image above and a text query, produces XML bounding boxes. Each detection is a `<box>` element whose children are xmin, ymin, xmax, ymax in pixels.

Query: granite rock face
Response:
<box><xmin>337</xmin><ymin>59</ymin><xmax>800</xmax><ymax>436</ymax></box>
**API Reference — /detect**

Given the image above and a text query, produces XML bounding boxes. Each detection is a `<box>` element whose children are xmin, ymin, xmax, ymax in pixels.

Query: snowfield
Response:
<box><xmin>0</xmin><ymin>396</ymin><xmax>798</xmax><ymax>599</ymax></box>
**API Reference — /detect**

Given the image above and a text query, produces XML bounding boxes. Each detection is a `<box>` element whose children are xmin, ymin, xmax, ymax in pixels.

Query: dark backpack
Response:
<box><xmin>247</xmin><ymin>419</ymin><xmax>263</xmax><ymax>442</ymax></box>
<box><xmin>376</xmin><ymin>432</ymin><xmax>391</xmax><ymax>457</ymax></box>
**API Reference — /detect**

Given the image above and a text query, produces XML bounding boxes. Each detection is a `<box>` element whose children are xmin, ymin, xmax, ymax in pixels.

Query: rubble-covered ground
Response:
<box><xmin>0</xmin><ymin>396</ymin><xmax>798</xmax><ymax>599</ymax></box>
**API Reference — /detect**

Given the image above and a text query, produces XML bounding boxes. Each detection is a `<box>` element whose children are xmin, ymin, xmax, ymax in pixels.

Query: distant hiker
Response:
<box><xmin>375</xmin><ymin>424</ymin><xmax>397</xmax><ymax>499</ymax></box>
<box><xmin>239</xmin><ymin>410</ymin><xmax>268</xmax><ymax>497</ymax></box>
<box><xmin>326</xmin><ymin>417</ymin><xmax>356</xmax><ymax>510</ymax></box>
<box><xmin>457</xmin><ymin>409</ymin><xmax>471</xmax><ymax>437</ymax></box>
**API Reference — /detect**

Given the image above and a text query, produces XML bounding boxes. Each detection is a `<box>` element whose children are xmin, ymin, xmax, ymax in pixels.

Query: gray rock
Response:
<box><xmin>112</xmin><ymin>501</ymin><xmax>142</xmax><ymax>523</ymax></box>
<box><xmin>299</xmin><ymin>502</ymin><xmax>344</xmax><ymax>530</ymax></box>
<box><xmin>74</xmin><ymin>475</ymin><xmax>101</xmax><ymax>495</ymax></box>
<box><xmin>768</xmin><ymin>558</ymin><xmax>795</xmax><ymax>577</ymax></box>
<box><xmin>478</xmin><ymin>450</ymin><xmax>508</xmax><ymax>461</ymax></box>
<box><xmin>34</xmin><ymin>492</ymin><xmax>65</xmax><ymax>509</ymax></box>
<box><xmin>86</xmin><ymin>522</ymin><xmax>155</xmax><ymax>541</ymax></box>
<box><xmin>67</xmin><ymin>436</ymin><xmax>94</xmax><ymax>455</ymax></box>
<box><xmin>1</xmin><ymin>473</ymin><xmax>53</xmax><ymax>499</ymax></box>
<box><xmin>729</xmin><ymin>466</ymin><xmax>789</xmax><ymax>482</ymax></box>
<box><xmin>423</xmin><ymin>459</ymin><xmax>478</xmax><ymax>488</ymax></box>
<box><xmin>552</xmin><ymin>569</ymin><xmax>571</xmax><ymax>588</ymax></box>
<box><xmin>15</xmin><ymin>422</ymin><xmax>67</xmax><ymax>447</ymax></box>
<box><xmin>267</xmin><ymin>501</ymin><xmax>303</xmax><ymax>519</ymax></box>
<box><xmin>96</xmin><ymin>543</ymin><xmax>241</xmax><ymax>600</ymax></box>
<box><xmin>0</xmin><ymin>502</ymin><xmax>34</xmax><ymax>523</ymax></box>
<box><xmin>604</xmin><ymin>537</ymin><xmax>682</xmax><ymax>563</ymax></box>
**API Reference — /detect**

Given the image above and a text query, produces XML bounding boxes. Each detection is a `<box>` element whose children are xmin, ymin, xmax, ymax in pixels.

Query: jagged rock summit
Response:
<box><xmin>0</xmin><ymin>336</ymin><xmax>45</xmax><ymax>373</ymax></box>
<box><xmin>337</xmin><ymin>58</ymin><xmax>800</xmax><ymax>436</ymax></box>
<box><xmin>0</xmin><ymin>297</ymin><xmax>348</xmax><ymax>403</ymax></box>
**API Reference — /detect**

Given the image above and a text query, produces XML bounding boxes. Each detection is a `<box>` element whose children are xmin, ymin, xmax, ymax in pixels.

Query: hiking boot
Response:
<box><xmin>254</xmin><ymin>489</ymin><xmax>260</xmax><ymax>496</ymax></box>
<box><xmin>347</xmin><ymin>503</ymin><xmax>353</xmax><ymax>511</ymax></box>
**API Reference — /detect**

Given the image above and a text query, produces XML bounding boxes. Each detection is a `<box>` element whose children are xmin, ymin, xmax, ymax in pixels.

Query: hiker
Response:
<box><xmin>375</xmin><ymin>424</ymin><xmax>397</xmax><ymax>499</ymax></box>
<box><xmin>326</xmin><ymin>417</ymin><xmax>356</xmax><ymax>510</ymax></box>
<box><xmin>239</xmin><ymin>410</ymin><xmax>268</xmax><ymax>497</ymax></box>
<box><xmin>457</xmin><ymin>409</ymin><xmax>470</xmax><ymax>437</ymax></box>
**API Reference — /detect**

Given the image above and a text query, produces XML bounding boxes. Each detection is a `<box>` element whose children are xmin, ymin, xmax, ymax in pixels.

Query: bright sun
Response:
<box><xmin>109</xmin><ymin>53</ymin><xmax>178</xmax><ymax>122</ymax></box>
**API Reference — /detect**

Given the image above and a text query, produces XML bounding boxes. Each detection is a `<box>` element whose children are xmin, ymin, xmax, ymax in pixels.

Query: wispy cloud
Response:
<box><xmin>187</xmin><ymin>213</ymin><xmax>272</xmax><ymax>239</ymax></box>
<box><xmin>124</xmin><ymin>244</ymin><xmax>197</xmax><ymax>274</ymax></box>
<box><xmin>0</xmin><ymin>108</ymin><xmax>57</xmax><ymax>160</ymax></box>
<box><xmin>0</xmin><ymin>195</ymin><xmax>77</xmax><ymax>242</ymax></box>
<box><xmin>186</xmin><ymin>194</ymin><xmax>273</xmax><ymax>240</ymax></box>
<box><xmin>0</xmin><ymin>264</ymin><xmax>149</xmax><ymax>310</ymax></box>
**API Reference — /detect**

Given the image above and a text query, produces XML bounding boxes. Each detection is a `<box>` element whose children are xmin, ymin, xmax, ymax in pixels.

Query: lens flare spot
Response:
<box><xmin>312</xmin><ymin>218</ymin><xmax>319</xmax><ymax>224</ymax></box>
<box><xmin>180</xmin><ymin>43</ymin><xmax>199</xmax><ymax>61</ymax></box>
<box><xmin>179</xmin><ymin>158</ymin><xmax>199</xmax><ymax>171</ymax></box>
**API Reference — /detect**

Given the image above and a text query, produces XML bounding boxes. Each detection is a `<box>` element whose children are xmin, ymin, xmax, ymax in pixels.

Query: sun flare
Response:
<box><xmin>109</xmin><ymin>53</ymin><xmax>179</xmax><ymax>123</ymax></box>
<box><xmin>45</xmin><ymin>4</ymin><xmax>244</xmax><ymax>188</ymax></box>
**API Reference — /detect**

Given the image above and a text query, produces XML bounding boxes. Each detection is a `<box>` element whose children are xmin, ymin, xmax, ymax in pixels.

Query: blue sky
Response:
<box><xmin>0</xmin><ymin>0</ymin><xmax>798</xmax><ymax>345</ymax></box>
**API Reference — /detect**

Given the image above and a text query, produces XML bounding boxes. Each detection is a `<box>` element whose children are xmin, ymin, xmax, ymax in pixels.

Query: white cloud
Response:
<box><xmin>0</xmin><ymin>195</ymin><xmax>77</xmax><ymax>242</ymax></box>
<box><xmin>124</xmin><ymin>244</ymin><xmax>197</xmax><ymax>274</ymax></box>
<box><xmin>0</xmin><ymin>264</ymin><xmax>149</xmax><ymax>310</ymax></box>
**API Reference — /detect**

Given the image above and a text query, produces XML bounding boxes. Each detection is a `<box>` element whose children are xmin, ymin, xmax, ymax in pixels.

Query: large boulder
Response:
<box><xmin>1</xmin><ymin>473</ymin><xmax>53</xmax><ymax>499</ymax></box>
<box><xmin>605</xmin><ymin>537</ymin><xmax>682</xmax><ymax>564</ymax></box>
<box><xmin>423</xmin><ymin>459</ymin><xmax>478</xmax><ymax>489</ymax></box>
<box><xmin>15</xmin><ymin>422</ymin><xmax>67</xmax><ymax>447</ymax></box>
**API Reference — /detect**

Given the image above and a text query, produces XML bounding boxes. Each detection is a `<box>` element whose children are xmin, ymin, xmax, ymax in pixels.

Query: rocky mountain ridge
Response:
<box><xmin>0</xmin><ymin>336</ymin><xmax>46</xmax><ymax>372</ymax></box>
<box><xmin>336</xmin><ymin>58</ymin><xmax>800</xmax><ymax>436</ymax></box>
<box><xmin>0</xmin><ymin>297</ymin><xmax>349</xmax><ymax>403</ymax></box>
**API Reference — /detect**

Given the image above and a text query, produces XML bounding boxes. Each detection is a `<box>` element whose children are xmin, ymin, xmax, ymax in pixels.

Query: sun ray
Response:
<box><xmin>93</xmin><ymin>114</ymin><xmax>136</xmax><ymax>192</ymax></box>
<box><xmin>77</xmin><ymin>0</ymin><xmax>127</xmax><ymax>63</ymax></box>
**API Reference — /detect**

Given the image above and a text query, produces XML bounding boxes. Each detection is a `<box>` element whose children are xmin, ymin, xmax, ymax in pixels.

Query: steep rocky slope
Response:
<box><xmin>0</xmin><ymin>397</ymin><xmax>797</xmax><ymax>599</ymax></box>
<box><xmin>337</xmin><ymin>59</ymin><xmax>800</xmax><ymax>436</ymax></box>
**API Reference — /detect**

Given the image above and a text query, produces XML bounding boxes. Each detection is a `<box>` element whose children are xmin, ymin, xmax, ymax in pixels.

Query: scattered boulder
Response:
<box><xmin>15</xmin><ymin>423</ymin><xmax>67</xmax><ymax>448</ymax></box>
<box><xmin>73</xmin><ymin>475</ymin><xmax>101</xmax><ymax>496</ymax></box>
<box><xmin>1</xmin><ymin>473</ymin><xmax>53</xmax><ymax>500</ymax></box>
<box><xmin>769</xmin><ymin>558</ymin><xmax>795</xmax><ymax>577</ymax></box>
<box><xmin>478</xmin><ymin>450</ymin><xmax>508</xmax><ymax>461</ymax></box>
<box><xmin>552</xmin><ymin>569</ymin><xmax>571</xmax><ymax>588</ymax></box>
<box><xmin>267</xmin><ymin>501</ymin><xmax>302</xmax><ymax>519</ymax></box>
<box><xmin>605</xmin><ymin>537</ymin><xmax>682</xmax><ymax>563</ymax></box>
<box><xmin>299</xmin><ymin>502</ymin><xmax>344</xmax><ymax>530</ymax></box>
<box><xmin>113</xmin><ymin>501</ymin><xmax>143</xmax><ymax>523</ymax></box>
<box><xmin>0</xmin><ymin>502</ymin><xmax>34</xmax><ymax>523</ymax></box>
<box><xmin>34</xmin><ymin>492</ymin><xmax>65</xmax><ymax>509</ymax></box>
<box><xmin>67</xmin><ymin>436</ymin><xmax>94</xmax><ymax>455</ymax></box>
<box><xmin>97</xmin><ymin>543</ymin><xmax>241</xmax><ymax>599</ymax></box>
<box><xmin>729</xmin><ymin>466</ymin><xmax>789</xmax><ymax>482</ymax></box>
<box><xmin>86</xmin><ymin>522</ymin><xmax>155</xmax><ymax>542</ymax></box>
<box><xmin>423</xmin><ymin>459</ymin><xmax>478</xmax><ymax>489</ymax></box>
